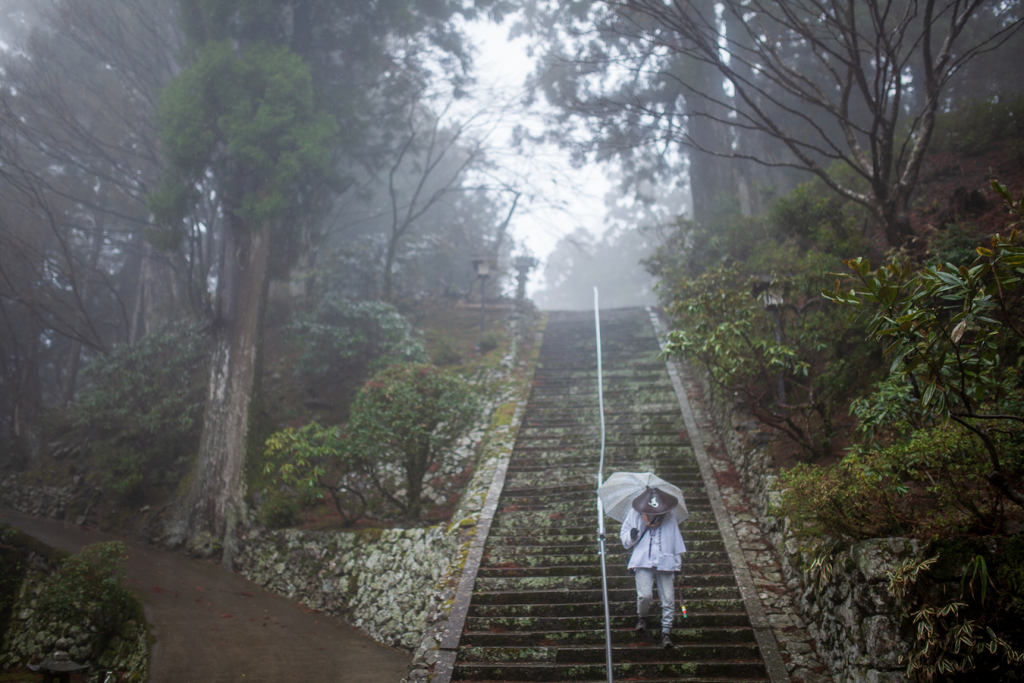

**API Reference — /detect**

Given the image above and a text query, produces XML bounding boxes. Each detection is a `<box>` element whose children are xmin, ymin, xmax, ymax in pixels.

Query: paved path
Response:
<box><xmin>0</xmin><ymin>509</ymin><xmax>411</xmax><ymax>683</ymax></box>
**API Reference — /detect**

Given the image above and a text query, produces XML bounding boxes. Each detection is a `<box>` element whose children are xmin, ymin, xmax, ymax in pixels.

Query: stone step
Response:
<box><xmin>473</xmin><ymin>573</ymin><xmax>739</xmax><ymax>592</ymax></box>
<box><xmin>457</xmin><ymin>642</ymin><xmax>761</xmax><ymax>664</ymax></box>
<box><xmin>483</xmin><ymin>529</ymin><xmax>726</xmax><ymax>544</ymax></box>
<box><xmin>464</xmin><ymin>615</ymin><xmax>755</xmax><ymax>633</ymax></box>
<box><xmin>469</xmin><ymin>586</ymin><xmax>742</xmax><ymax>606</ymax></box>
<box><xmin>451</xmin><ymin>659</ymin><xmax>769</xmax><ymax>681</ymax></box>
<box><xmin>476</xmin><ymin>562</ymin><xmax>733</xmax><ymax>578</ymax></box>
<box><xmin>467</xmin><ymin>599</ymin><xmax>747</xmax><ymax>619</ymax></box>
<box><xmin>461</xmin><ymin>625</ymin><xmax>757</xmax><ymax>647</ymax></box>
<box><xmin>473</xmin><ymin>539</ymin><xmax>727</xmax><ymax>554</ymax></box>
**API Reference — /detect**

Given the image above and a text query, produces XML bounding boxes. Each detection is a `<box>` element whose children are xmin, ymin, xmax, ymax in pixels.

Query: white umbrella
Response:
<box><xmin>597</xmin><ymin>471</ymin><xmax>688</xmax><ymax>523</ymax></box>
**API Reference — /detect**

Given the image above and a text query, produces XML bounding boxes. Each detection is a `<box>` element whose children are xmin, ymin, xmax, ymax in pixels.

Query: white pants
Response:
<box><xmin>634</xmin><ymin>568</ymin><xmax>675</xmax><ymax>632</ymax></box>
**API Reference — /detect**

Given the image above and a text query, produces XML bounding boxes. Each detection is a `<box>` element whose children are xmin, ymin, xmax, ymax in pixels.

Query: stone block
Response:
<box><xmin>863</xmin><ymin>615</ymin><xmax>904</xmax><ymax>669</ymax></box>
<box><xmin>851</xmin><ymin>538</ymin><xmax>920</xmax><ymax>582</ymax></box>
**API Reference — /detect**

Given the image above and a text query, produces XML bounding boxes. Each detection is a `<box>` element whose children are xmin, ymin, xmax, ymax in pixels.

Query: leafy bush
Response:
<box><xmin>824</xmin><ymin>191</ymin><xmax>1024</xmax><ymax>510</ymax></box>
<box><xmin>262</xmin><ymin>423</ymin><xmax>364</xmax><ymax>526</ymax></box>
<box><xmin>256</xmin><ymin>490</ymin><xmax>302</xmax><ymax>529</ymax></box>
<box><xmin>72</xmin><ymin>323</ymin><xmax>210</xmax><ymax>499</ymax></box>
<box><xmin>431</xmin><ymin>339</ymin><xmax>463</xmax><ymax>366</ymax></box>
<box><xmin>345</xmin><ymin>363</ymin><xmax>477</xmax><ymax>520</ymax></box>
<box><xmin>290</xmin><ymin>296</ymin><xmax>426</xmax><ymax>391</ymax></box>
<box><xmin>478</xmin><ymin>331</ymin><xmax>500</xmax><ymax>354</ymax></box>
<box><xmin>778</xmin><ymin>425</ymin><xmax>1006</xmax><ymax>538</ymax></box>
<box><xmin>35</xmin><ymin>542</ymin><xmax>141</xmax><ymax>654</ymax></box>
<box><xmin>661</xmin><ymin>261</ymin><xmax>871</xmax><ymax>459</ymax></box>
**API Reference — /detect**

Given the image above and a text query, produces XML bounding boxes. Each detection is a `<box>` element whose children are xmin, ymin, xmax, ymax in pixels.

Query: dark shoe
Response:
<box><xmin>661</xmin><ymin>631</ymin><xmax>673</xmax><ymax>648</ymax></box>
<box><xmin>635</xmin><ymin>617</ymin><xmax>646</xmax><ymax>635</ymax></box>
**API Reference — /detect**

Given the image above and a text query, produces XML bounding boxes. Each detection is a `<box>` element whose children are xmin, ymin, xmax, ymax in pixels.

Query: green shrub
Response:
<box><xmin>262</xmin><ymin>423</ymin><xmax>364</xmax><ymax>526</ymax></box>
<box><xmin>431</xmin><ymin>339</ymin><xmax>463</xmax><ymax>366</ymax></box>
<box><xmin>778</xmin><ymin>425</ymin><xmax>1004</xmax><ymax>539</ymax></box>
<box><xmin>824</xmin><ymin>202</ymin><xmax>1024</xmax><ymax>512</ymax></box>
<box><xmin>35</xmin><ymin>542</ymin><xmax>141</xmax><ymax>654</ymax></box>
<box><xmin>256</xmin><ymin>490</ymin><xmax>302</xmax><ymax>529</ymax></box>
<box><xmin>72</xmin><ymin>323</ymin><xmax>210</xmax><ymax>499</ymax></box>
<box><xmin>345</xmin><ymin>363</ymin><xmax>477</xmax><ymax>520</ymax></box>
<box><xmin>0</xmin><ymin>539</ymin><xmax>22</xmax><ymax>641</ymax></box>
<box><xmin>478</xmin><ymin>331</ymin><xmax>500</xmax><ymax>354</ymax></box>
<box><xmin>290</xmin><ymin>296</ymin><xmax>426</xmax><ymax>390</ymax></box>
<box><xmin>661</xmin><ymin>261</ymin><xmax>872</xmax><ymax>459</ymax></box>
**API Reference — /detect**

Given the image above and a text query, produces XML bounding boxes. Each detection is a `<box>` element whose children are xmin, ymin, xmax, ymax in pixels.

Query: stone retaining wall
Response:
<box><xmin>238</xmin><ymin>525</ymin><xmax>458</xmax><ymax>649</ymax></box>
<box><xmin>685</xmin><ymin>362</ymin><xmax>911</xmax><ymax>683</ymax></box>
<box><xmin>0</xmin><ymin>477</ymin><xmax>100</xmax><ymax>524</ymax></box>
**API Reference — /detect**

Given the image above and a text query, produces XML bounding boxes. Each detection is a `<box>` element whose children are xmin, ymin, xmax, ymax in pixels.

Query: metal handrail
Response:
<box><xmin>594</xmin><ymin>287</ymin><xmax>614</xmax><ymax>683</ymax></box>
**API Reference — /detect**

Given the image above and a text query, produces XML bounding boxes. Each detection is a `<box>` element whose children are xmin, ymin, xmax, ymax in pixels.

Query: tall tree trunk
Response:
<box><xmin>685</xmin><ymin>7</ymin><xmax>739</xmax><ymax>224</ymax></box>
<box><xmin>175</xmin><ymin>212</ymin><xmax>270</xmax><ymax>568</ymax></box>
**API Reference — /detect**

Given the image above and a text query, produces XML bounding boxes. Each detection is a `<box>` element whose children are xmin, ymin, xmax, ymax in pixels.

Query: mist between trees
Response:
<box><xmin>0</xmin><ymin>0</ymin><xmax>542</xmax><ymax>564</ymax></box>
<box><xmin>2</xmin><ymin>0</ymin><xmax>1024</xmax><ymax>643</ymax></box>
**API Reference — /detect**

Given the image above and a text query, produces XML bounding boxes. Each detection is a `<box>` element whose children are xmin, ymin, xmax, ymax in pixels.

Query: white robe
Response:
<box><xmin>620</xmin><ymin>508</ymin><xmax>686</xmax><ymax>572</ymax></box>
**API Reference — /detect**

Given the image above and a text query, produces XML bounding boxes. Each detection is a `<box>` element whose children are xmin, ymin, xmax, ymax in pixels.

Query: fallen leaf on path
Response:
<box><xmin>152</xmin><ymin>587</ymin><xmax>164</xmax><ymax>594</ymax></box>
<box><xmin>220</xmin><ymin>614</ymin><xmax>234</xmax><ymax>619</ymax></box>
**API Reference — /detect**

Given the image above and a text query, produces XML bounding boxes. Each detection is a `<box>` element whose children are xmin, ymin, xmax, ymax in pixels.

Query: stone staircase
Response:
<box><xmin>449</xmin><ymin>308</ymin><xmax>771</xmax><ymax>682</ymax></box>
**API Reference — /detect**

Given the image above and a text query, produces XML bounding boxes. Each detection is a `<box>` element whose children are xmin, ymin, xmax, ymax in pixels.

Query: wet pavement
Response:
<box><xmin>0</xmin><ymin>509</ymin><xmax>411</xmax><ymax>683</ymax></box>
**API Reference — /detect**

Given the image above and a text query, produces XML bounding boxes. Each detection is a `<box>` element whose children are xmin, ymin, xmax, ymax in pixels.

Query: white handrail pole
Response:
<box><xmin>594</xmin><ymin>288</ymin><xmax>613</xmax><ymax>683</ymax></box>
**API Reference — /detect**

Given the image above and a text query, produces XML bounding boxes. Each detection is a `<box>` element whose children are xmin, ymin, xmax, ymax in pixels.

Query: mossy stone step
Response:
<box><xmin>460</xmin><ymin>626</ymin><xmax>757</xmax><ymax>647</ymax></box>
<box><xmin>480</xmin><ymin>551</ymin><xmax>731</xmax><ymax>567</ymax></box>
<box><xmin>459</xmin><ymin>642</ymin><xmax>761</xmax><ymax>664</ymax></box>
<box><xmin>470</xmin><ymin>586</ymin><xmax>742</xmax><ymax>606</ymax></box>
<box><xmin>450</xmin><ymin>659</ymin><xmax>769</xmax><ymax>681</ymax></box>
<box><xmin>475</xmin><ymin>561</ymin><xmax>733</xmax><ymax>578</ymax></box>
<box><xmin>481</xmin><ymin>539</ymin><xmax>727</xmax><ymax>554</ymax></box>
<box><xmin>474</xmin><ymin>573</ymin><xmax>739</xmax><ymax>592</ymax></box>
<box><xmin>466</xmin><ymin>600</ymin><xmax>747</xmax><ymax>619</ymax></box>
<box><xmin>488</xmin><ymin>511</ymin><xmax>720</xmax><ymax>529</ymax></box>
<box><xmin>483</xmin><ymin>529</ymin><xmax>726</xmax><ymax>544</ymax></box>
<box><xmin>464</xmin><ymin>614</ymin><xmax>755</xmax><ymax>632</ymax></box>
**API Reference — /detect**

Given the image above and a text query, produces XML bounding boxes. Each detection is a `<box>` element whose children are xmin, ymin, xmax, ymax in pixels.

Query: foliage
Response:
<box><xmin>661</xmin><ymin>260</ymin><xmax>869</xmax><ymax>459</ymax></box>
<box><xmin>262</xmin><ymin>423</ymin><xmax>364</xmax><ymax>527</ymax></box>
<box><xmin>345</xmin><ymin>363</ymin><xmax>477</xmax><ymax>520</ymax></box>
<box><xmin>887</xmin><ymin>540</ymin><xmax>1024</xmax><ymax>681</ymax></box>
<box><xmin>72</xmin><ymin>323</ymin><xmax>210</xmax><ymax>498</ymax></box>
<box><xmin>778</xmin><ymin>425</ymin><xmax>1007</xmax><ymax>538</ymax></box>
<box><xmin>824</xmin><ymin>188</ymin><xmax>1024</xmax><ymax>509</ymax></box>
<box><xmin>930</xmin><ymin>93</ymin><xmax>1024</xmax><ymax>157</ymax></box>
<box><xmin>35</xmin><ymin>542</ymin><xmax>141</xmax><ymax>651</ymax></box>
<box><xmin>290</xmin><ymin>296</ymin><xmax>426</xmax><ymax>392</ymax></box>
<box><xmin>478</xmin><ymin>331</ymin><xmax>500</xmax><ymax>354</ymax></box>
<box><xmin>431</xmin><ymin>339</ymin><xmax>463</xmax><ymax>366</ymax></box>
<box><xmin>151</xmin><ymin>39</ymin><xmax>337</xmax><ymax>231</ymax></box>
<box><xmin>0</xmin><ymin>535</ymin><xmax>22</xmax><ymax>641</ymax></box>
<box><xmin>256</xmin><ymin>490</ymin><xmax>302</xmax><ymax>529</ymax></box>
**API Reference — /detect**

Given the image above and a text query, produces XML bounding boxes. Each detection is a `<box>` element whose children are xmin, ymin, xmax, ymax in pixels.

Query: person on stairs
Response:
<box><xmin>620</xmin><ymin>486</ymin><xmax>686</xmax><ymax>648</ymax></box>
